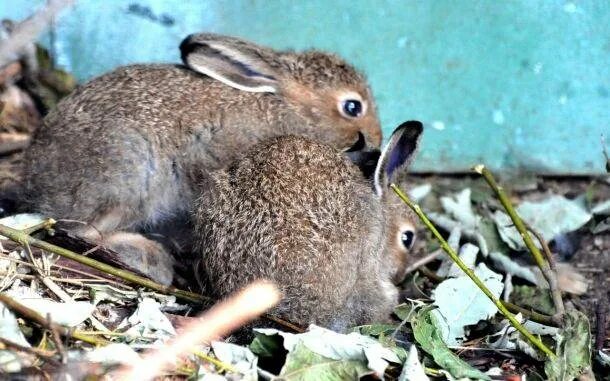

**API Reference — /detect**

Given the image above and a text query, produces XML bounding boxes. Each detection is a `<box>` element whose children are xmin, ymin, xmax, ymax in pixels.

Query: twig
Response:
<box><xmin>47</xmin><ymin>313</ymin><xmax>67</xmax><ymax>364</ymax></box>
<box><xmin>391</xmin><ymin>184</ymin><xmax>556</xmax><ymax>359</ymax></box>
<box><xmin>0</xmin><ymin>61</ymin><xmax>22</xmax><ymax>83</ymax></box>
<box><xmin>0</xmin><ymin>337</ymin><xmax>58</xmax><ymax>364</ymax></box>
<box><xmin>473</xmin><ymin>165</ymin><xmax>565</xmax><ymax>320</ymax></box>
<box><xmin>22</xmin><ymin>218</ymin><xmax>56</xmax><ymax>236</ymax></box>
<box><xmin>0</xmin><ymin>0</ymin><xmax>74</xmax><ymax>68</ymax></box>
<box><xmin>113</xmin><ymin>281</ymin><xmax>281</xmax><ymax>381</ymax></box>
<box><xmin>401</xmin><ymin>249</ymin><xmax>444</xmax><ymax>279</ymax></box>
<box><xmin>0</xmin><ymin>223</ymin><xmax>207</xmax><ymax>304</ymax></box>
<box><xmin>0</xmin><ymin>132</ymin><xmax>31</xmax><ymax>155</ymax></box>
<box><xmin>0</xmin><ymin>292</ymin><xmax>106</xmax><ymax>346</ymax></box>
<box><xmin>0</xmin><ymin>252</ymin><xmax>133</xmax><ymax>289</ymax></box>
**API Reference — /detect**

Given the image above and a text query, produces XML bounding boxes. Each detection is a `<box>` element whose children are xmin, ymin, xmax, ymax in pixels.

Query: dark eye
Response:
<box><xmin>342</xmin><ymin>99</ymin><xmax>363</xmax><ymax>118</ymax></box>
<box><xmin>401</xmin><ymin>230</ymin><xmax>415</xmax><ymax>249</ymax></box>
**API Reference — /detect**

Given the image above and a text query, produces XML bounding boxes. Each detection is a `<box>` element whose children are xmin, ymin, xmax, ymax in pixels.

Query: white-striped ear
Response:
<box><xmin>180</xmin><ymin>33</ymin><xmax>279</xmax><ymax>93</ymax></box>
<box><xmin>374</xmin><ymin>121</ymin><xmax>423</xmax><ymax>196</ymax></box>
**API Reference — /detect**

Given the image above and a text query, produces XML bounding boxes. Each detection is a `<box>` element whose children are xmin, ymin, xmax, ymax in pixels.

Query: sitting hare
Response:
<box><xmin>20</xmin><ymin>33</ymin><xmax>382</xmax><ymax>284</ymax></box>
<box><xmin>194</xmin><ymin>121</ymin><xmax>423</xmax><ymax>331</ymax></box>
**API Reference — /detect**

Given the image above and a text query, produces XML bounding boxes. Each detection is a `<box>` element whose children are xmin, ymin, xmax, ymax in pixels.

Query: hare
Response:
<box><xmin>20</xmin><ymin>33</ymin><xmax>382</xmax><ymax>285</ymax></box>
<box><xmin>193</xmin><ymin>121</ymin><xmax>423</xmax><ymax>331</ymax></box>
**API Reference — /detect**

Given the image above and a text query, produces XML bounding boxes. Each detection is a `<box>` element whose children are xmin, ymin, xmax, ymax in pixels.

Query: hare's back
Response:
<box><xmin>228</xmin><ymin>136</ymin><xmax>381</xmax><ymax>261</ymax></box>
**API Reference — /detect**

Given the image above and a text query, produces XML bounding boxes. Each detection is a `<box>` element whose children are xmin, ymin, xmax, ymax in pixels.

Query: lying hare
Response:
<box><xmin>194</xmin><ymin>121</ymin><xmax>423</xmax><ymax>331</ymax></box>
<box><xmin>20</xmin><ymin>33</ymin><xmax>382</xmax><ymax>284</ymax></box>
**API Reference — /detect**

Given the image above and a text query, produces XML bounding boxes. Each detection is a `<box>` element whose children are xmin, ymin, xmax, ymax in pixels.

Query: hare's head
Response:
<box><xmin>373</xmin><ymin>121</ymin><xmax>424</xmax><ymax>284</ymax></box>
<box><xmin>180</xmin><ymin>33</ymin><xmax>381</xmax><ymax>153</ymax></box>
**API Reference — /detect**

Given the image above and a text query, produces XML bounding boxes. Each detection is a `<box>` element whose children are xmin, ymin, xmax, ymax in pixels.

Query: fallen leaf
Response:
<box><xmin>255</xmin><ymin>325</ymin><xmax>400</xmax><ymax>379</ymax></box>
<box><xmin>410</xmin><ymin>306</ymin><xmax>490</xmax><ymax>380</ymax></box>
<box><xmin>212</xmin><ymin>341</ymin><xmax>257</xmax><ymax>380</ymax></box>
<box><xmin>544</xmin><ymin>310</ymin><xmax>592</xmax><ymax>381</ymax></box>
<box><xmin>432</xmin><ymin>263</ymin><xmax>504</xmax><ymax>345</ymax></box>
<box><xmin>493</xmin><ymin>196</ymin><xmax>592</xmax><ymax>251</ymax></box>
<box><xmin>5</xmin><ymin>287</ymin><xmax>94</xmax><ymax>327</ymax></box>
<box><xmin>398</xmin><ymin>345</ymin><xmax>429</xmax><ymax>381</ymax></box>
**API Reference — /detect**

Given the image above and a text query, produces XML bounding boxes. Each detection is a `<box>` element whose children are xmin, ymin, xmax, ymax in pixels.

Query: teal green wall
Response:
<box><xmin>2</xmin><ymin>1</ymin><xmax>609</xmax><ymax>174</ymax></box>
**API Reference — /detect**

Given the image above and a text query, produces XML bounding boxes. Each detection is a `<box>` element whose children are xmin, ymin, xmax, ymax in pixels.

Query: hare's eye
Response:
<box><xmin>341</xmin><ymin>99</ymin><xmax>363</xmax><ymax>118</ymax></box>
<box><xmin>400</xmin><ymin>230</ymin><xmax>415</xmax><ymax>249</ymax></box>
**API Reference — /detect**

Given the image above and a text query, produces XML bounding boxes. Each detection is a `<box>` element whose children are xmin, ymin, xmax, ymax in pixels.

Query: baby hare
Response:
<box><xmin>194</xmin><ymin>121</ymin><xmax>423</xmax><ymax>331</ymax></box>
<box><xmin>20</xmin><ymin>33</ymin><xmax>382</xmax><ymax>284</ymax></box>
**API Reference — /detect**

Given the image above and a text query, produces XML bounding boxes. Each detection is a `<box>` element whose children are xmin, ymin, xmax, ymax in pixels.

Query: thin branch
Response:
<box><xmin>0</xmin><ymin>292</ymin><xmax>107</xmax><ymax>346</ymax></box>
<box><xmin>0</xmin><ymin>337</ymin><xmax>58</xmax><ymax>364</ymax></box>
<box><xmin>391</xmin><ymin>184</ymin><xmax>556</xmax><ymax>359</ymax></box>
<box><xmin>0</xmin><ymin>223</ymin><xmax>207</xmax><ymax>304</ymax></box>
<box><xmin>22</xmin><ymin>218</ymin><xmax>56</xmax><ymax>236</ymax></box>
<box><xmin>473</xmin><ymin>165</ymin><xmax>565</xmax><ymax>319</ymax></box>
<box><xmin>0</xmin><ymin>0</ymin><xmax>75</xmax><ymax>68</ymax></box>
<box><xmin>47</xmin><ymin>313</ymin><xmax>67</xmax><ymax>364</ymax></box>
<box><xmin>401</xmin><ymin>249</ymin><xmax>444</xmax><ymax>279</ymax></box>
<box><xmin>113</xmin><ymin>281</ymin><xmax>281</xmax><ymax>381</ymax></box>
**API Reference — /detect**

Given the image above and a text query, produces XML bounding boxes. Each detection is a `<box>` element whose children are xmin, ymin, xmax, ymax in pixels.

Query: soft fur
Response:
<box><xmin>194</xmin><ymin>122</ymin><xmax>423</xmax><ymax>331</ymax></box>
<box><xmin>20</xmin><ymin>33</ymin><xmax>382</xmax><ymax>285</ymax></box>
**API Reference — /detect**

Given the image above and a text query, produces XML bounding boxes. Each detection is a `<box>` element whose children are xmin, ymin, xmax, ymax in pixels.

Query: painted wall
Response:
<box><xmin>2</xmin><ymin>0</ymin><xmax>609</xmax><ymax>174</ymax></box>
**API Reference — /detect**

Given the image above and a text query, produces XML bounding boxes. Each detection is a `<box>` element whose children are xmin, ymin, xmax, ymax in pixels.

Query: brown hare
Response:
<box><xmin>194</xmin><ymin>121</ymin><xmax>423</xmax><ymax>331</ymax></box>
<box><xmin>20</xmin><ymin>33</ymin><xmax>383</xmax><ymax>284</ymax></box>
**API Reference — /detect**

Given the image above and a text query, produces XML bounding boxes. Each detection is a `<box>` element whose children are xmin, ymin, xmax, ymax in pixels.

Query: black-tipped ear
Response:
<box><xmin>374</xmin><ymin>121</ymin><xmax>423</xmax><ymax>196</ymax></box>
<box><xmin>180</xmin><ymin>33</ymin><xmax>279</xmax><ymax>93</ymax></box>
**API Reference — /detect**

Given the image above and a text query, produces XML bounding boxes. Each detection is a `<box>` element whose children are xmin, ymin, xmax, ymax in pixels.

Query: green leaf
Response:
<box><xmin>352</xmin><ymin>323</ymin><xmax>398</xmax><ymax>337</ymax></box>
<box><xmin>280</xmin><ymin>342</ymin><xmax>371</xmax><ymax>381</ymax></box>
<box><xmin>544</xmin><ymin>310</ymin><xmax>592</xmax><ymax>381</ymax></box>
<box><xmin>510</xmin><ymin>285</ymin><xmax>556</xmax><ymax>315</ymax></box>
<box><xmin>249</xmin><ymin>331</ymin><xmax>284</xmax><ymax>358</ymax></box>
<box><xmin>410</xmin><ymin>306</ymin><xmax>490</xmax><ymax>380</ymax></box>
<box><xmin>254</xmin><ymin>325</ymin><xmax>400</xmax><ymax>377</ymax></box>
<box><xmin>394</xmin><ymin>302</ymin><xmax>418</xmax><ymax>321</ymax></box>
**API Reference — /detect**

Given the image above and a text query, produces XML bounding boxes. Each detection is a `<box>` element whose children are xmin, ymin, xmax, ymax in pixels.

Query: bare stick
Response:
<box><xmin>113</xmin><ymin>281</ymin><xmax>281</xmax><ymax>381</ymax></box>
<box><xmin>391</xmin><ymin>184</ymin><xmax>556</xmax><ymax>359</ymax></box>
<box><xmin>0</xmin><ymin>292</ymin><xmax>106</xmax><ymax>346</ymax></box>
<box><xmin>0</xmin><ymin>0</ymin><xmax>75</xmax><ymax>67</ymax></box>
<box><xmin>401</xmin><ymin>249</ymin><xmax>444</xmax><ymax>279</ymax></box>
<box><xmin>0</xmin><ymin>223</ymin><xmax>207</xmax><ymax>304</ymax></box>
<box><xmin>0</xmin><ymin>132</ymin><xmax>30</xmax><ymax>155</ymax></box>
<box><xmin>473</xmin><ymin>165</ymin><xmax>565</xmax><ymax>319</ymax></box>
<box><xmin>22</xmin><ymin>218</ymin><xmax>56</xmax><ymax>236</ymax></box>
<box><xmin>0</xmin><ymin>337</ymin><xmax>58</xmax><ymax>363</ymax></box>
<box><xmin>47</xmin><ymin>313</ymin><xmax>67</xmax><ymax>364</ymax></box>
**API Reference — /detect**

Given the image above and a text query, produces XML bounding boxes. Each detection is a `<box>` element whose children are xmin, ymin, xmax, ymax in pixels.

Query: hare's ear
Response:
<box><xmin>374</xmin><ymin>121</ymin><xmax>423</xmax><ymax>196</ymax></box>
<box><xmin>180</xmin><ymin>33</ymin><xmax>279</xmax><ymax>93</ymax></box>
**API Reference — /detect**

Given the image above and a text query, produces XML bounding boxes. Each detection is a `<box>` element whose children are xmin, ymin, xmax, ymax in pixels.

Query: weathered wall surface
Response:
<box><xmin>3</xmin><ymin>0</ymin><xmax>609</xmax><ymax>174</ymax></box>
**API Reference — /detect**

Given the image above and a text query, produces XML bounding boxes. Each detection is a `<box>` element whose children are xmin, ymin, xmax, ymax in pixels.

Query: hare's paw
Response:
<box><xmin>105</xmin><ymin>232</ymin><xmax>175</xmax><ymax>285</ymax></box>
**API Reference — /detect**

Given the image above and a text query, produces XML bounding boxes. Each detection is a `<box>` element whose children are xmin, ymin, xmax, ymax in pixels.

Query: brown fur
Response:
<box><xmin>20</xmin><ymin>33</ymin><xmax>381</xmax><ymax>284</ymax></box>
<box><xmin>194</xmin><ymin>123</ymin><xmax>422</xmax><ymax>331</ymax></box>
